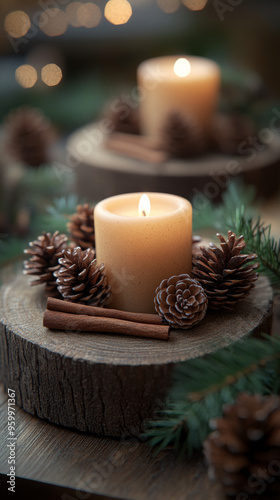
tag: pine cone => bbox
[204,393,280,499]
[192,231,259,310]
[210,113,257,155]
[161,112,207,158]
[4,106,55,167]
[67,204,95,250]
[104,101,140,135]
[54,246,111,306]
[154,274,207,329]
[23,231,68,296]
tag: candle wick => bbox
[142,210,147,217]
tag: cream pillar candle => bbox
[137,55,220,139]
[94,192,192,314]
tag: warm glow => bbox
[157,0,180,14]
[41,64,63,86]
[4,11,31,38]
[15,65,37,88]
[173,58,191,77]
[78,3,102,28]
[138,194,151,217]
[182,0,208,11]
[66,2,83,27]
[104,0,132,25]
[39,8,68,36]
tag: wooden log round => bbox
[0,272,273,438]
[67,124,280,202]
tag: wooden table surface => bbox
[0,380,224,500]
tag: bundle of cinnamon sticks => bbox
[105,132,169,163]
[43,298,170,340]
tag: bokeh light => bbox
[41,64,63,87]
[66,2,83,28]
[173,58,191,77]
[182,0,208,11]
[4,11,31,38]
[157,0,180,14]
[15,65,38,88]
[39,8,68,37]
[78,3,102,28]
[104,0,132,26]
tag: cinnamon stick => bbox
[109,132,160,149]
[47,297,163,325]
[105,133,168,163]
[43,310,170,340]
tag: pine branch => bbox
[227,206,280,285]
[192,179,257,232]
[32,195,81,235]
[145,335,280,457]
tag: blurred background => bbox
[1,0,280,129]
[0,0,280,263]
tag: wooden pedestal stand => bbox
[67,124,280,202]
[0,272,273,438]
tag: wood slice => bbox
[0,272,273,438]
[67,124,280,202]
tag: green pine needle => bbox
[32,195,81,235]
[226,206,280,285]
[192,179,257,232]
[145,335,280,457]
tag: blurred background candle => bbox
[94,192,192,314]
[137,55,220,139]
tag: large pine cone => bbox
[103,101,140,135]
[23,231,68,296]
[154,274,207,329]
[161,112,207,158]
[4,106,55,167]
[54,246,111,306]
[204,393,280,499]
[67,204,95,250]
[192,231,259,310]
[210,113,257,155]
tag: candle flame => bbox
[173,58,191,77]
[138,194,151,217]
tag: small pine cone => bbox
[204,393,280,499]
[192,231,259,310]
[54,246,111,306]
[68,204,95,250]
[210,113,257,155]
[4,106,55,167]
[23,231,68,296]
[103,101,140,135]
[154,274,208,329]
[161,112,207,158]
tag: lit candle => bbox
[94,192,192,314]
[137,55,220,139]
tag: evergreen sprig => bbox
[227,206,280,285]
[192,180,257,232]
[33,195,81,234]
[145,335,280,457]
